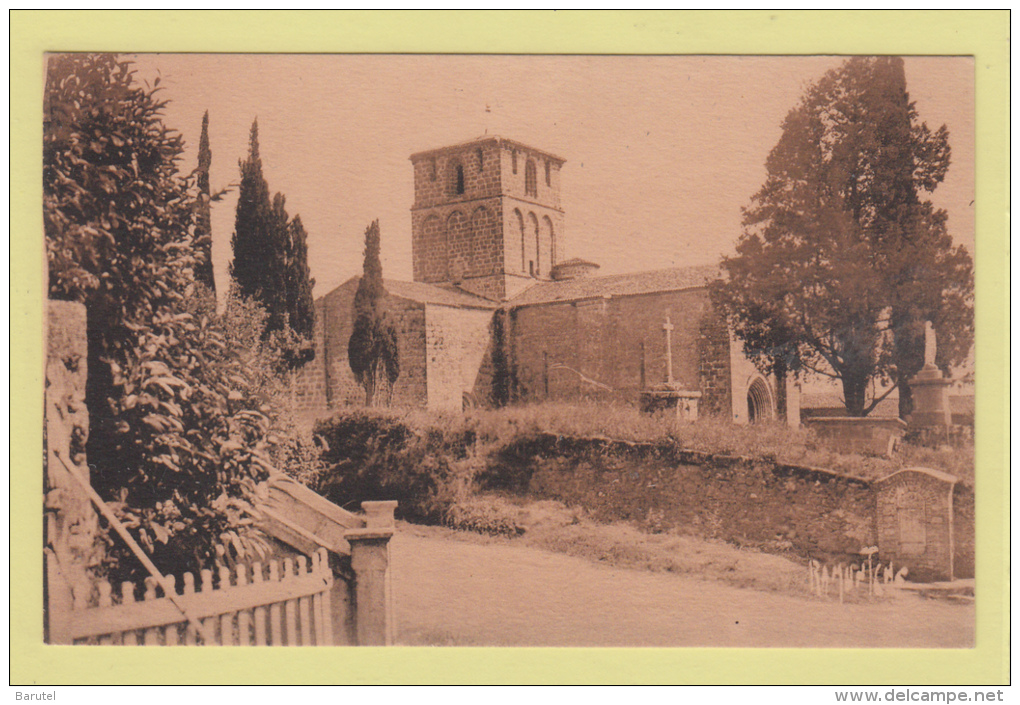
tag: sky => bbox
[125,54,975,300]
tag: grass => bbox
[347,401,974,484]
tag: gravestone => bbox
[803,416,907,456]
[873,467,958,582]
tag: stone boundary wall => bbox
[485,433,877,561]
[483,432,975,577]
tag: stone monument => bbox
[908,322,953,428]
[639,315,702,420]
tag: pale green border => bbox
[11,10,1009,685]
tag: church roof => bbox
[383,279,499,310]
[410,135,566,164]
[508,264,722,307]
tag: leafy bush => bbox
[91,288,277,579]
[313,410,461,522]
[44,54,282,583]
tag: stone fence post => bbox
[345,500,397,645]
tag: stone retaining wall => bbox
[485,434,878,561]
[483,434,975,579]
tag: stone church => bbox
[293,136,798,425]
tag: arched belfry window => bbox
[543,215,555,267]
[527,212,540,277]
[514,209,526,273]
[476,148,484,172]
[525,160,537,197]
[512,150,518,174]
[545,161,551,186]
[452,163,465,195]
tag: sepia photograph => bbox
[15,10,1008,688]
[42,50,978,648]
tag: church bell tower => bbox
[409,136,565,301]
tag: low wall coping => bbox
[803,416,907,429]
[874,466,959,486]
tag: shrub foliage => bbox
[44,54,276,583]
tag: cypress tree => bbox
[348,220,399,405]
[285,215,315,339]
[230,119,274,307]
[194,110,215,293]
[265,191,291,334]
[229,119,316,364]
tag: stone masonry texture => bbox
[425,305,494,410]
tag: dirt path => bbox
[390,527,974,648]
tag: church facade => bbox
[292,136,798,425]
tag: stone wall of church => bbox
[507,288,724,407]
[499,144,563,210]
[503,203,563,281]
[411,141,504,210]
[425,306,495,410]
[411,140,507,288]
[292,279,430,410]
[291,303,328,410]
[698,312,733,417]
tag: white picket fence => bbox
[59,549,334,646]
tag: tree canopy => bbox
[348,220,399,406]
[711,57,974,417]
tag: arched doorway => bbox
[746,377,775,423]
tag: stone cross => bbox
[923,321,937,368]
[662,316,674,384]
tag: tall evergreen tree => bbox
[264,191,291,334]
[229,119,316,364]
[193,110,216,293]
[230,119,274,306]
[285,215,316,339]
[711,57,973,417]
[348,220,399,405]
